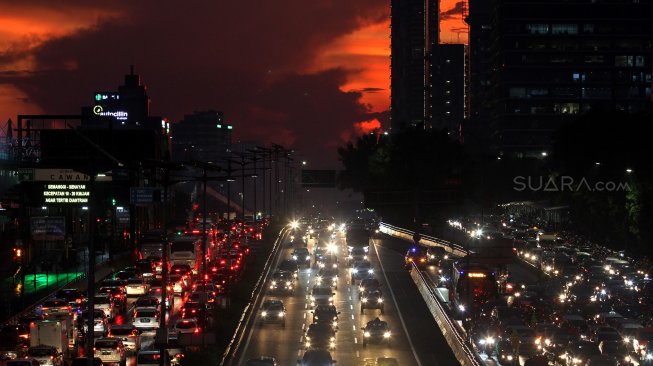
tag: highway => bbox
[237,229,459,366]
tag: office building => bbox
[430,44,467,137]
[468,0,652,157]
[171,110,232,162]
[391,0,439,130]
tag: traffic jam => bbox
[0,218,267,366]
[415,216,653,366]
[243,216,401,366]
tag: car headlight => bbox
[352,269,358,273]
[332,276,338,282]
[328,297,333,302]
[348,255,353,260]
[306,256,310,261]
[363,255,368,260]
[305,336,310,341]
[278,312,284,317]
[458,304,465,312]
[646,354,653,361]
[368,269,374,274]
[293,255,298,260]
[572,358,581,364]
[271,281,277,286]
[507,355,513,361]
[364,331,371,337]
[377,298,383,303]
[360,287,365,292]
[261,311,267,317]
[316,276,323,282]
[332,320,338,327]
[309,296,315,301]
[330,336,335,342]
[384,331,391,338]
[486,337,494,344]
[286,281,291,286]
[305,342,311,348]
[362,297,368,303]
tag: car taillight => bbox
[194,328,200,333]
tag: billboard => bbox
[31,216,66,241]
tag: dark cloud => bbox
[0,0,389,167]
[352,87,385,93]
[440,1,465,21]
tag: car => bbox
[126,277,149,297]
[299,349,335,366]
[316,268,338,289]
[70,358,103,366]
[317,254,338,270]
[93,338,126,366]
[362,317,392,346]
[54,289,86,309]
[564,340,602,366]
[133,308,159,330]
[291,248,311,266]
[347,247,368,266]
[99,279,127,294]
[244,356,277,366]
[93,294,116,320]
[147,279,172,309]
[405,246,428,269]
[311,305,340,329]
[169,274,187,296]
[78,309,109,337]
[25,346,63,366]
[181,301,209,325]
[135,259,155,279]
[170,264,192,279]
[97,287,127,313]
[597,340,631,362]
[278,260,299,278]
[426,246,448,264]
[351,260,374,282]
[259,300,286,327]
[361,288,384,314]
[305,323,336,350]
[309,286,335,308]
[6,360,42,366]
[136,350,170,366]
[40,299,71,318]
[173,318,200,335]
[268,270,296,294]
[133,296,161,314]
[359,278,381,293]
[107,324,141,352]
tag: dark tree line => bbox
[337,110,653,255]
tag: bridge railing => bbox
[379,222,485,366]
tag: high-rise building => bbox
[469,0,652,157]
[171,110,232,162]
[430,44,467,137]
[391,0,439,130]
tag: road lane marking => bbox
[351,314,355,320]
[373,240,424,366]
[354,337,358,344]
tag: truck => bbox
[29,320,69,360]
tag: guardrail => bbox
[379,222,485,366]
[410,264,484,366]
[219,226,288,366]
[379,222,469,257]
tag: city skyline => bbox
[0,1,468,168]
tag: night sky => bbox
[0,1,467,167]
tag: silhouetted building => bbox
[468,0,652,157]
[431,44,467,137]
[171,110,232,162]
[391,0,439,130]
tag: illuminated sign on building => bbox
[95,92,120,101]
[467,272,487,278]
[93,105,128,120]
[43,184,91,204]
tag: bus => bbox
[451,260,498,318]
[169,237,202,275]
